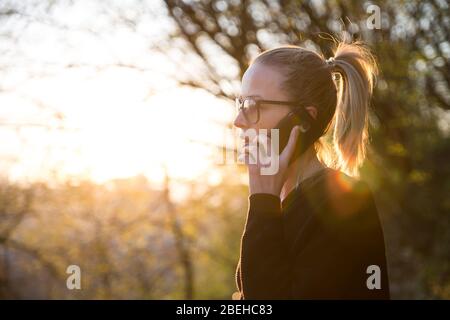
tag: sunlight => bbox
[4,66,234,185]
[0,0,238,190]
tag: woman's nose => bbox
[233,111,247,129]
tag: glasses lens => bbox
[243,98,258,124]
[235,97,259,124]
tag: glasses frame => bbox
[235,96,303,124]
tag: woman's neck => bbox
[280,147,326,202]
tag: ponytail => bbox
[328,42,378,177]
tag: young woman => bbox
[233,42,390,299]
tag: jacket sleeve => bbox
[236,182,390,300]
[237,193,292,299]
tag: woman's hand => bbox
[243,126,301,197]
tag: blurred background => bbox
[0,0,449,299]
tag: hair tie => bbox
[326,57,336,67]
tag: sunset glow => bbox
[0,1,237,187]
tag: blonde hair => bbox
[252,41,378,177]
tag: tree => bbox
[161,0,450,298]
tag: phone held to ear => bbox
[238,106,316,166]
[272,106,315,166]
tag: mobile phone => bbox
[272,106,315,165]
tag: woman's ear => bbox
[305,106,318,120]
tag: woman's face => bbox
[233,62,291,132]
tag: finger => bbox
[247,133,269,166]
[238,144,258,165]
[280,126,300,165]
[259,132,270,155]
[255,132,269,158]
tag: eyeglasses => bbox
[235,96,302,124]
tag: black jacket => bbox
[234,167,390,299]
